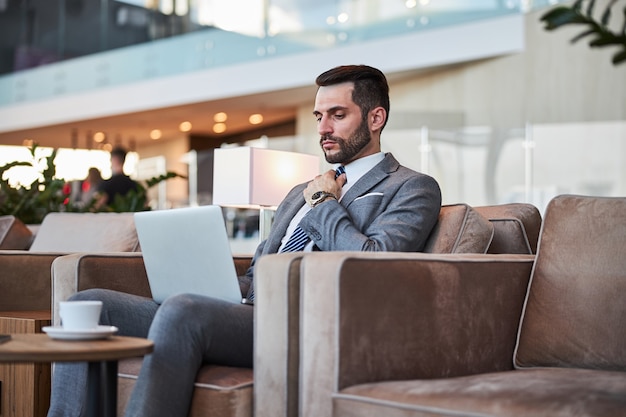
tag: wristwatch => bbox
[310,191,337,207]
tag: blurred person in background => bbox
[69,167,103,209]
[95,146,138,209]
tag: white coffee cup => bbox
[59,301,103,330]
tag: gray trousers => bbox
[47,288,254,417]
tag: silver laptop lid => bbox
[134,205,242,304]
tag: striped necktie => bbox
[280,166,345,253]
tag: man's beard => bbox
[321,119,371,164]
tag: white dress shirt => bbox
[278,152,385,252]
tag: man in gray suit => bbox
[48,65,441,417]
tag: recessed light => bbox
[214,112,228,123]
[213,123,227,134]
[150,129,162,140]
[179,121,192,132]
[249,114,263,125]
[94,131,106,143]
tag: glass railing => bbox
[0,0,569,107]
[382,120,626,215]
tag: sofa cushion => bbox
[29,212,140,252]
[118,358,252,417]
[515,195,626,370]
[474,203,542,254]
[334,368,626,417]
[0,215,33,249]
[423,204,493,254]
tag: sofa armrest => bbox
[51,252,150,325]
[0,250,67,311]
[254,252,307,417]
[298,252,534,417]
[51,253,254,325]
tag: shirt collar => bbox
[335,152,385,196]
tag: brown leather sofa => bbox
[0,213,141,417]
[294,195,626,417]
[0,212,140,312]
[49,202,541,416]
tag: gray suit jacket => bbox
[244,153,441,290]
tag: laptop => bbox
[134,205,245,305]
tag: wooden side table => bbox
[0,333,153,417]
[0,311,51,417]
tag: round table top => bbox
[0,333,153,363]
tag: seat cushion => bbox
[0,215,33,249]
[118,358,253,417]
[474,203,542,254]
[29,212,140,252]
[334,368,626,417]
[515,195,626,370]
[423,204,493,254]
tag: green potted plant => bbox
[0,144,186,224]
[540,0,626,65]
[0,145,66,224]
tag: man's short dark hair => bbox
[315,65,390,131]
[111,146,127,162]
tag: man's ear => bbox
[369,107,386,132]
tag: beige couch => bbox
[0,212,140,312]
[0,213,141,417]
[48,202,542,417]
[293,195,626,417]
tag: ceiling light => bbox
[213,123,227,134]
[214,112,228,123]
[249,114,264,125]
[93,131,106,143]
[150,129,162,140]
[179,121,192,132]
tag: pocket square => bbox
[354,192,384,201]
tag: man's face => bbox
[313,82,377,164]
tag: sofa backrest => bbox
[423,203,494,254]
[474,203,542,254]
[29,212,140,252]
[515,195,626,371]
[0,215,33,250]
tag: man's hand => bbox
[304,169,346,207]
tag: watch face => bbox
[312,191,323,199]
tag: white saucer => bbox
[42,325,119,341]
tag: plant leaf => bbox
[601,3,612,26]
[541,8,588,30]
[613,49,626,64]
[573,0,584,12]
[587,0,596,17]
[589,34,624,46]
[571,28,598,43]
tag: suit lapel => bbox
[341,153,399,207]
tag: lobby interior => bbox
[0,0,623,226]
[0,2,625,417]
